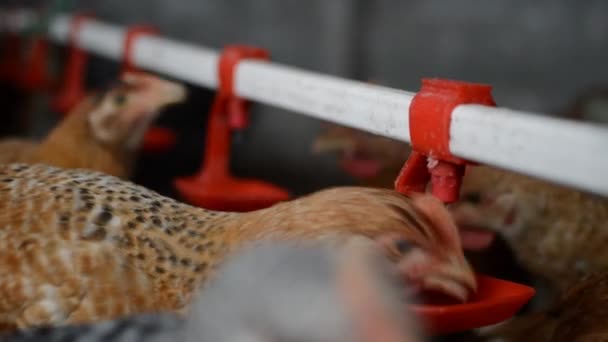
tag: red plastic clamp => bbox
[173,45,289,212]
[219,45,270,129]
[120,25,159,74]
[20,36,53,91]
[205,44,269,173]
[395,78,496,203]
[52,13,94,115]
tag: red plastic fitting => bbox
[219,45,269,130]
[120,25,159,75]
[51,13,94,115]
[20,36,53,91]
[174,45,290,212]
[218,45,269,96]
[395,78,496,203]
[204,45,269,175]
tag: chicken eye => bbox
[114,94,127,106]
[462,192,482,204]
[394,239,414,254]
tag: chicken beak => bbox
[157,81,187,108]
[121,72,187,112]
[418,255,477,303]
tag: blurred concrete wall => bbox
[363,0,608,113]
[70,0,608,113]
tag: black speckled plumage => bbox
[0,314,182,342]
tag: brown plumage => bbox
[451,165,608,296]
[0,240,422,342]
[0,162,475,331]
[0,138,38,164]
[0,72,186,178]
[313,124,608,294]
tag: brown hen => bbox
[312,124,536,289]
[0,72,186,178]
[0,240,422,342]
[0,163,475,331]
[451,165,608,297]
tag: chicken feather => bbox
[0,72,186,178]
[452,165,608,295]
[0,162,475,331]
[0,241,422,342]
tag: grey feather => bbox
[1,240,419,342]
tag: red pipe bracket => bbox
[203,45,269,178]
[51,13,94,115]
[219,45,269,130]
[174,45,291,212]
[20,36,53,91]
[395,78,496,203]
[121,25,159,75]
[218,45,269,96]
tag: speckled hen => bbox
[0,163,475,331]
[0,240,422,342]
